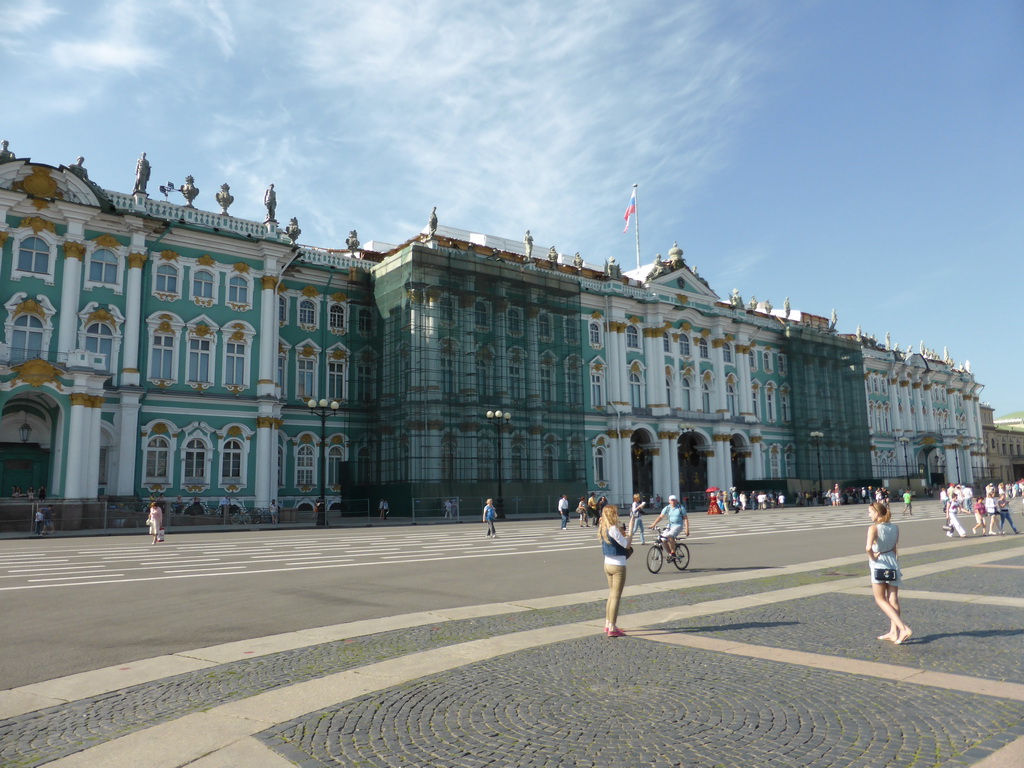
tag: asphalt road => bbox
[0,501,957,690]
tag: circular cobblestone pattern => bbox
[261,636,1024,768]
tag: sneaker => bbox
[606,628,627,638]
[946,532,954,537]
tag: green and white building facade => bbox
[0,149,988,513]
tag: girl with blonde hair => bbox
[598,505,633,637]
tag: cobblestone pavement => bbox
[2,537,1021,767]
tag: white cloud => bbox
[5,0,61,34]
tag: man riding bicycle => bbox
[650,494,688,556]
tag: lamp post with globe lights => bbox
[486,409,511,517]
[305,398,340,525]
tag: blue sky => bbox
[3,0,1021,415]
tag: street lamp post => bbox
[486,409,511,517]
[953,439,962,485]
[809,431,824,504]
[306,398,340,525]
[898,436,911,491]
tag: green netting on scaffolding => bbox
[784,325,873,485]
[370,242,586,508]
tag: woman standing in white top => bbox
[598,505,633,637]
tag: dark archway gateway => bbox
[677,432,707,495]
[630,429,656,499]
[730,435,748,487]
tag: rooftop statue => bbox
[264,184,277,222]
[647,255,667,281]
[346,230,360,251]
[763,298,773,313]
[0,140,14,163]
[605,256,622,279]
[573,252,583,269]
[783,297,791,317]
[285,217,301,244]
[748,295,757,311]
[667,241,684,270]
[427,206,437,237]
[215,183,234,215]
[830,308,837,329]
[133,152,151,195]
[68,156,90,182]
[546,245,557,262]
[885,332,891,350]
[523,230,533,259]
[729,288,742,309]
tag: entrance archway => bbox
[630,429,655,499]
[730,435,748,486]
[0,394,55,497]
[677,432,707,494]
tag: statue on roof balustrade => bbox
[133,152,151,195]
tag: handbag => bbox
[874,567,898,582]
[625,546,634,560]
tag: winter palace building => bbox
[0,146,988,515]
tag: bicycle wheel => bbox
[242,512,252,524]
[672,542,690,571]
[230,512,240,524]
[646,545,664,573]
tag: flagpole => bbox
[632,183,641,271]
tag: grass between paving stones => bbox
[1,537,1018,768]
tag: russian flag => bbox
[622,188,636,233]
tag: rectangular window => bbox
[591,373,604,408]
[328,360,345,400]
[150,333,174,379]
[188,338,212,382]
[276,354,286,395]
[357,362,373,403]
[297,357,315,400]
[225,341,245,386]
[509,364,523,400]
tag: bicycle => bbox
[229,504,251,525]
[646,526,690,573]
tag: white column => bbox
[258,276,280,397]
[668,431,680,498]
[120,252,146,386]
[114,394,142,496]
[736,343,753,417]
[255,416,274,508]
[607,323,627,408]
[64,394,89,498]
[57,244,85,355]
[889,378,903,432]
[750,437,764,481]
[711,339,728,415]
[84,399,103,500]
[643,328,662,410]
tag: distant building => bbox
[0,148,988,513]
[983,408,1024,482]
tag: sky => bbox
[2,0,1021,416]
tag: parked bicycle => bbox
[646,526,690,573]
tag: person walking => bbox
[629,493,647,544]
[901,489,913,516]
[269,499,279,525]
[944,493,967,537]
[971,497,987,535]
[996,492,1019,534]
[557,494,570,530]
[379,498,389,520]
[576,496,588,527]
[483,498,497,538]
[146,501,164,545]
[866,502,911,644]
[598,504,633,637]
[983,490,998,535]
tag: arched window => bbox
[701,380,711,412]
[145,437,170,482]
[762,351,772,372]
[589,321,602,347]
[329,304,345,331]
[540,363,555,401]
[476,357,490,397]
[192,270,214,300]
[626,325,640,349]
[766,385,776,423]
[511,443,524,481]
[296,444,315,486]
[227,276,249,305]
[507,307,523,336]
[277,444,285,488]
[726,383,737,415]
[748,348,757,371]
[509,360,523,400]
[89,248,118,284]
[751,384,760,419]
[628,371,644,408]
[680,375,692,410]
[440,295,455,325]
[12,314,44,360]
[770,447,781,479]
[184,439,207,482]
[781,390,791,422]
[543,445,556,481]
[328,445,344,485]
[722,342,732,363]
[278,296,288,324]
[17,236,49,273]
[679,335,691,357]
[299,300,316,326]
[150,331,174,380]
[698,338,709,359]
[665,374,673,408]
[594,446,607,483]
[538,312,551,340]
[221,438,243,481]
[474,300,489,330]
[441,436,456,481]
[85,323,115,372]
[358,307,373,335]
[156,264,178,294]
[663,333,670,353]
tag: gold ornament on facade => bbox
[128,252,147,269]
[226,425,243,437]
[230,330,245,341]
[14,298,45,319]
[88,395,105,408]
[642,327,661,338]
[70,392,92,406]
[197,254,216,267]
[261,275,278,290]
[19,216,57,234]
[15,167,61,199]
[93,234,121,248]
[300,345,316,358]
[299,434,314,444]
[331,291,347,303]
[255,417,275,429]
[301,285,319,297]
[30,198,49,211]
[750,435,763,444]
[712,338,725,348]
[193,323,211,337]
[675,295,689,305]
[12,359,64,389]
[156,320,173,333]
[232,262,251,273]
[85,307,115,326]
[330,349,347,360]
[0,232,8,247]
[159,250,178,261]
[63,241,86,260]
